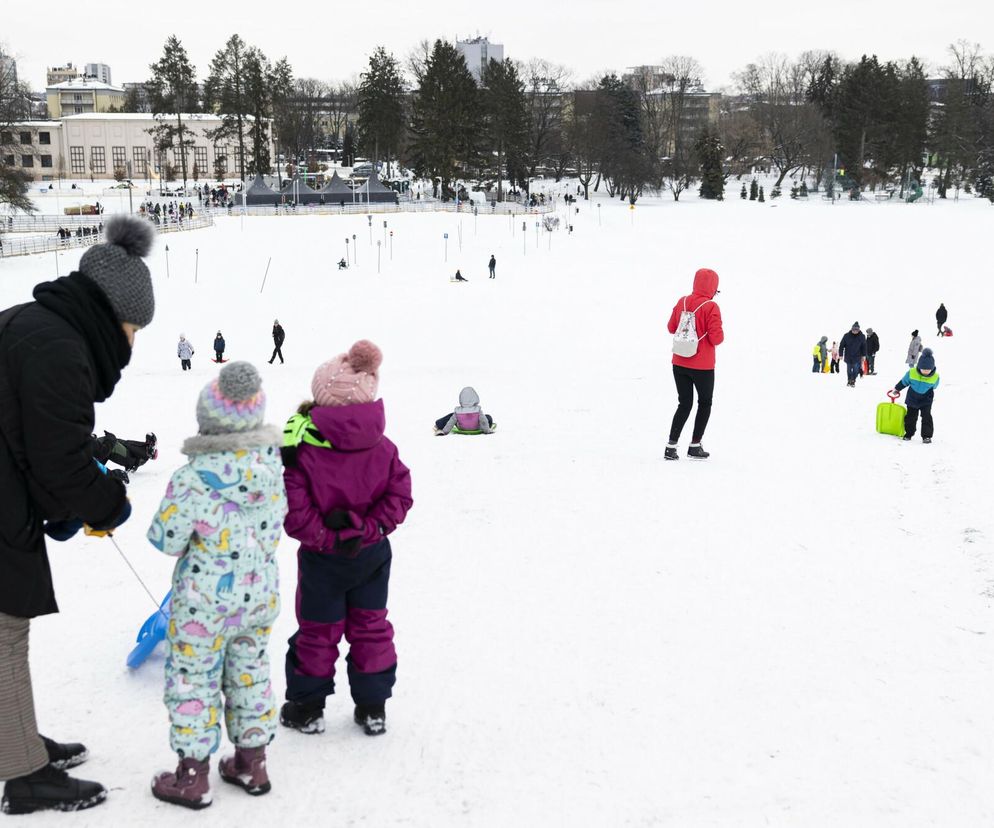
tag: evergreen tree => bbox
[800,180,809,196]
[204,34,251,182]
[147,35,200,191]
[243,47,274,175]
[269,58,295,188]
[481,58,529,202]
[758,185,766,202]
[790,183,798,198]
[750,178,759,200]
[594,74,651,203]
[357,47,406,177]
[0,45,33,212]
[694,128,725,200]
[342,125,356,167]
[771,184,781,198]
[408,40,480,199]
[741,182,748,199]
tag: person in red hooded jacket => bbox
[665,268,724,460]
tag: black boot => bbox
[354,703,386,736]
[687,444,710,459]
[41,735,89,770]
[279,700,325,734]
[664,445,679,461]
[1,765,106,815]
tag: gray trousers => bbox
[0,613,48,780]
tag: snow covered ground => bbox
[1,186,992,826]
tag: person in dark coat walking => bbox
[935,303,947,336]
[839,321,867,387]
[0,215,154,814]
[269,319,285,364]
[488,255,496,279]
[213,331,226,363]
[865,328,880,375]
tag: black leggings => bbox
[669,366,715,444]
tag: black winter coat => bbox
[839,331,867,364]
[866,332,880,355]
[273,325,285,347]
[0,275,129,617]
[936,304,947,326]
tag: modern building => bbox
[47,63,79,86]
[84,63,112,85]
[2,113,275,182]
[122,82,151,112]
[455,37,504,85]
[46,79,126,118]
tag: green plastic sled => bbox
[876,401,906,437]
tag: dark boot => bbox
[354,703,386,736]
[219,746,271,796]
[687,444,710,459]
[664,445,679,461]
[280,700,325,734]
[150,757,211,810]
[41,735,89,770]
[1,765,106,815]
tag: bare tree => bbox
[521,58,572,177]
[326,80,358,163]
[657,56,705,200]
[0,45,34,212]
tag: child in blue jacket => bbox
[894,348,939,443]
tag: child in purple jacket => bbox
[280,340,412,738]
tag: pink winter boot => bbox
[150,756,211,810]
[218,746,271,796]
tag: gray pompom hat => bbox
[79,215,155,327]
[196,362,266,434]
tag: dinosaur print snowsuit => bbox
[147,433,287,761]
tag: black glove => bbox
[323,509,359,530]
[45,518,84,542]
[335,535,362,557]
[108,469,130,485]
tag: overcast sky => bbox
[5,0,991,91]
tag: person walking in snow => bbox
[213,331,225,363]
[0,215,154,815]
[665,268,724,460]
[147,362,286,809]
[830,341,840,374]
[865,328,879,375]
[434,387,496,434]
[812,336,828,373]
[893,348,940,443]
[269,320,285,365]
[839,322,867,388]
[280,340,412,738]
[177,334,194,370]
[906,330,923,367]
[488,255,496,279]
[935,303,947,336]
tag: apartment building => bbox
[46,79,126,118]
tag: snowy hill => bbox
[1,188,992,825]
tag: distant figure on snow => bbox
[935,303,947,336]
[838,321,866,388]
[434,387,496,435]
[177,334,194,371]
[893,348,940,443]
[812,336,828,373]
[453,269,468,282]
[830,341,840,374]
[269,320,285,365]
[906,330,923,367]
[213,331,226,363]
[865,328,879,375]
[488,255,496,279]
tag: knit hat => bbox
[196,362,266,434]
[78,215,155,327]
[917,348,936,372]
[866,328,874,335]
[912,329,919,337]
[851,321,860,330]
[311,340,382,407]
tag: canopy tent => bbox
[281,174,322,205]
[359,172,399,204]
[318,171,354,203]
[243,173,279,206]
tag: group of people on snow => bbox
[175,321,285,370]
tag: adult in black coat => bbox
[269,319,285,364]
[213,331,226,362]
[838,321,867,387]
[0,216,154,813]
[936,303,947,335]
[865,328,880,375]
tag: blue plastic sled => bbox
[126,590,172,669]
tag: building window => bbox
[231,147,243,177]
[133,147,147,175]
[74,106,83,114]
[22,155,33,168]
[70,146,85,174]
[194,146,208,176]
[214,145,227,175]
[40,155,53,168]
[39,132,51,145]
[90,146,106,174]
[20,133,31,145]
[112,146,127,174]
[2,155,14,166]
[73,94,81,101]
[0,131,11,144]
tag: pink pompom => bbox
[348,339,382,373]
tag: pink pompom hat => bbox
[311,340,383,407]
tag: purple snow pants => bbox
[285,539,397,707]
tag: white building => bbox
[46,63,79,86]
[84,63,112,85]
[455,37,504,85]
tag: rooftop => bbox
[47,79,124,92]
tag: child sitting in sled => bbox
[434,387,496,435]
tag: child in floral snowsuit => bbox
[147,362,286,810]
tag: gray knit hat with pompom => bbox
[79,215,155,327]
[196,361,266,434]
